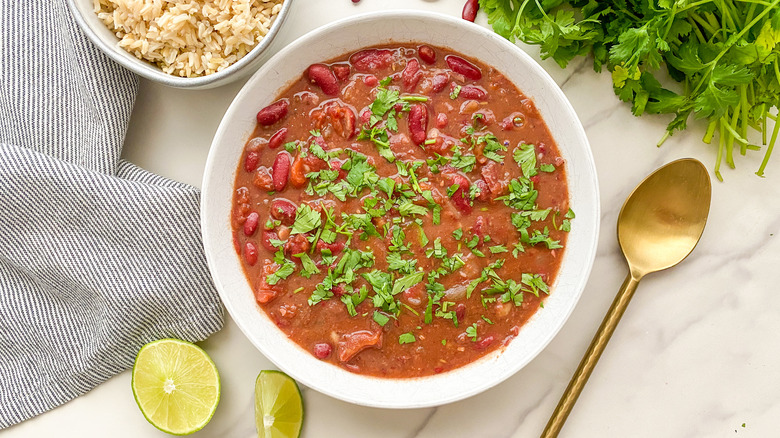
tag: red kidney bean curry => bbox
[231,44,573,377]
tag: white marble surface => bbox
[5,0,780,437]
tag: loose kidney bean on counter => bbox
[462,0,479,22]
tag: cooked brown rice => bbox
[94,0,284,77]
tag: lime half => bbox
[131,339,220,435]
[255,370,304,438]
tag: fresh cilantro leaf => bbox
[291,204,322,235]
[399,333,416,344]
[266,261,295,285]
[465,323,478,342]
[452,228,463,240]
[373,311,390,326]
[513,143,537,177]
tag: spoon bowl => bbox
[618,159,712,277]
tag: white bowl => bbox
[66,0,294,89]
[202,11,600,408]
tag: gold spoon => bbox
[541,158,712,437]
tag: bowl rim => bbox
[65,0,294,88]
[202,9,600,408]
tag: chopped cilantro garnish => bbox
[296,252,320,278]
[482,315,495,324]
[476,134,507,163]
[450,150,476,172]
[391,271,425,296]
[291,204,322,235]
[371,88,400,117]
[398,333,416,344]
[465,323,478,342]
[449,85,461,99]
[489,245,508,254]
[452,228,463,240]
[513,143,537,178]
[266,260,295,285]
[373,311,390,326]
[540,163,555,172]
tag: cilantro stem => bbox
[757,110,780,177]
[715,120,725,182]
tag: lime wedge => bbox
[255,370,304,438]
[131,339,220,435]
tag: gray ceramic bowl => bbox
[66,0,294,89]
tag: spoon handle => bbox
[540,273,641,438]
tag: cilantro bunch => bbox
[478,0,780,180]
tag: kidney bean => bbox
[418,45,436,64]
[431,73,449,93]
[462,0,479,22]
[270,199,297,225]
[244,151,260,173]
[402,58,422,92]
[285,233,311,256]
[436,113,448,129]
[444,171,472,214]
[261,229,279,252]
[332,64,351,82]
[473,179,491,201]
[459,85,487,100]
[475,336,494,350]
[350,49,393,72]
[481,161,507,197]
[290,155,307,189]
[317,238,345,255]
[471,216,486,243]
[445,55,482,81]
[244,242,258,266]
[307,63,339,96]
[331,284,346,298]
[455,303,466,320]
[268,128,288,149]
[360,109,371,125]
[313,343,332,359]
[330,159,348,180]
[256,99,289,125]
[244,212,259,236]
[408,104,428,146]
[272,152,290,191]
[363,75,379,87]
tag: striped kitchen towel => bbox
[0,0,224,429]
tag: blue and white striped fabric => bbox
[0,0,224,428]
